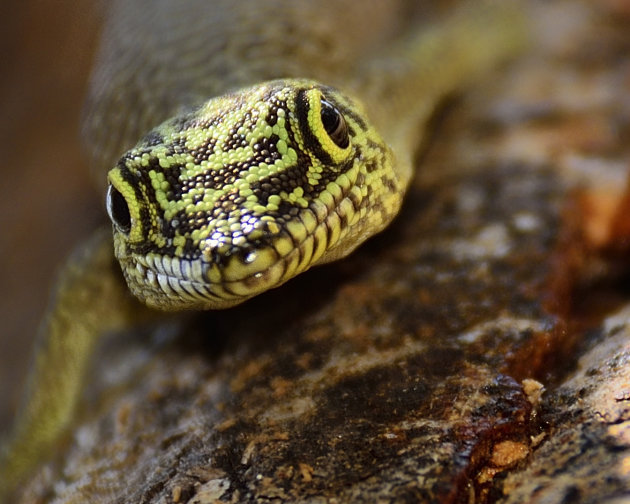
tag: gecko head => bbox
[106,79,398,310]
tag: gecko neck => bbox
[354,0,528,189]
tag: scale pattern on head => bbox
[106,79,400,310]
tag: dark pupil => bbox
[321,101,340,133]
[108,185,131,233]
[320,99,349,149]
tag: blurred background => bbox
[0,2,106,432]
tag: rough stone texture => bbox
[9,0,630,503]
[502,308,630,503]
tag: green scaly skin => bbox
[108,80,399,310]
[0,0,527,497]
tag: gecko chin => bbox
[115,242,294,311]
[112,201,339,311]
[111,186,375,311]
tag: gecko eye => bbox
[320,99,349,149]
[106,184,131,234]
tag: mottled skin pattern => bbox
[109,80,398,309]
[0,0,526,497]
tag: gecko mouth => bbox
[119,251,289,310]
[114,193,361,311]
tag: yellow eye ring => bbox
[106,184,132,234]
[298,89,352,165]
[107,168,144,242]
[320,98,349,149]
